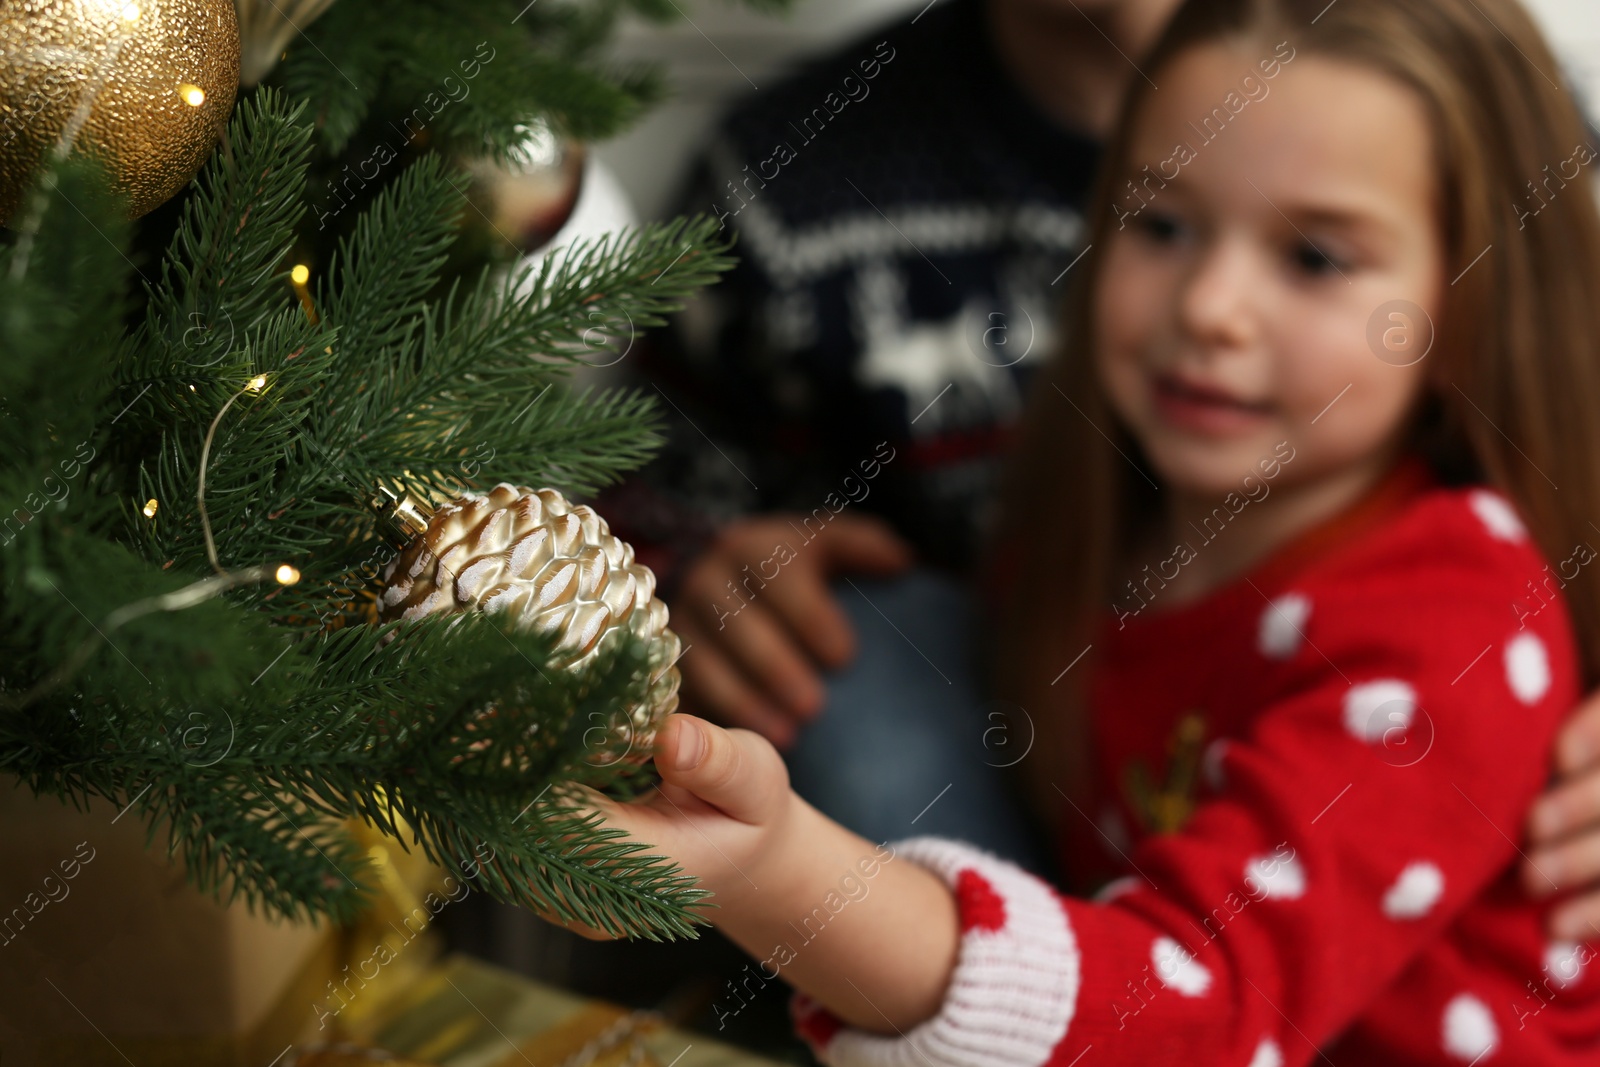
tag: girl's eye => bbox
[1293,241,1345,276]
[1136,211,1187,244]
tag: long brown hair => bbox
[992,0,1600,820]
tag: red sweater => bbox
[792,464,1599,1065]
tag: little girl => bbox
[557,0,1600,1061]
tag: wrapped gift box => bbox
[319,953,787,1067]
[0,781,337,1066]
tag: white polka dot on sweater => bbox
[1093,876,1141,904]
[1203,738,1229,791]
[1151,936,1212,996]
[1382,862,1445,919]
[1545,942,1586,988]
[1504,633,1551,705]
[1470,490,1525,542]
[1441,993,1498,1061]
[1245,853,1306,900]
[1344,680,1417,743]
[1247,1037,1284,1067]
[1258,593,1311,660]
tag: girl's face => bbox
[1095,43,1443,500]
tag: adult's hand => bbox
[670,513,913,748]
[1525,690,1600,941]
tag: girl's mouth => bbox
[1152,372,1274,435]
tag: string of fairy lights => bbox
[1,271,320,710]
[140,267,320,588]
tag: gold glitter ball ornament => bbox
[0,0,241,224]
[378,484,682,756]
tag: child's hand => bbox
[535,713,961,1034]
[538,713,797,939]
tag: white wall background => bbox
[592,0,1600,220]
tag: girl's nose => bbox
[1177,236,1259,353]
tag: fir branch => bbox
[126,90,317,403]
[320,155,463,357]
[0,527,286,712]
[150,772,376,924]
[274,0,644,156]
[425,799,710,940]
[5,615,707,933]
[272,0,785,158]
[0,158,131,465]
[393,216,735,393]
[275,26,383,156]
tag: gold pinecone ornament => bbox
[377,484,680,759]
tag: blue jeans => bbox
[783,570,1055,880]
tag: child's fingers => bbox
[655,713,790,825]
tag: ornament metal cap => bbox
[373,485,434,538]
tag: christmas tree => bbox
[0,0,774,940]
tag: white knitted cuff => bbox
[792,836,1081,1067]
